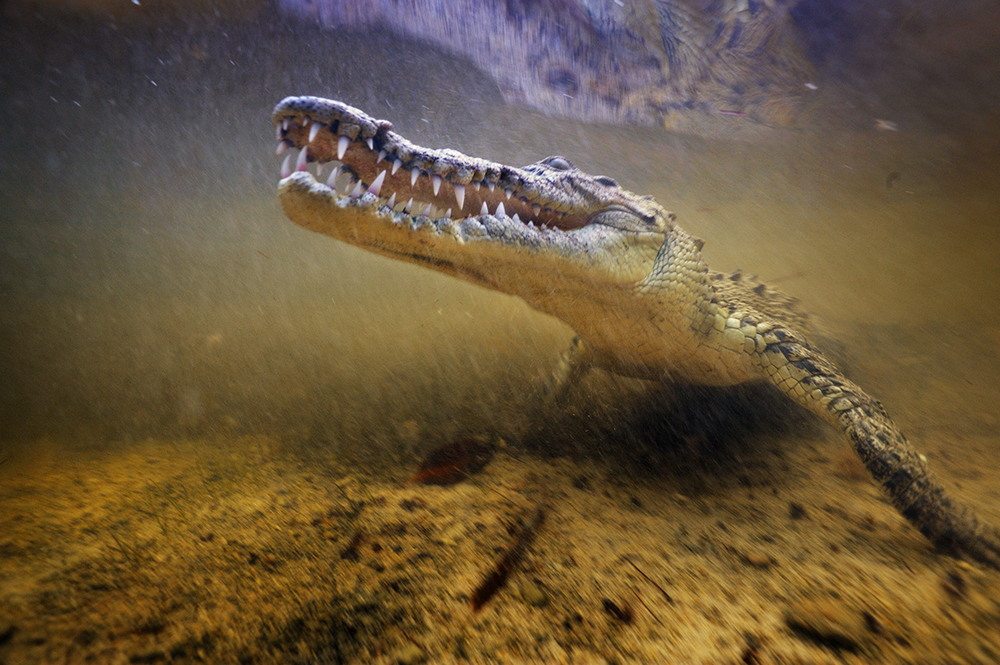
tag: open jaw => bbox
[272,96,598,249]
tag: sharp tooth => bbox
[473,182,481,191]
[431,174,442,195]
[281,117,289,131]
[532,204,541,215]
[496,202,505,217]
[377,149,386,163]
[421,203,432,216]
[302,116,310,126]
[391,159,402,175]
[315,163,324,179]
[350,181,365,198]
[386,192,397,209]
[275,124,283,140]
[280,153,292,178]
[275,140,289,155]
[368,170,387,195]
[326,165,340,188]
[337,135,350,159]
[308,123,320,142]
[480,201,488,215]
[505,189,513,199]
[486,181,495,191]
[410,168,421,186]
[366,137,374,150]
[453,183,465,210]
[347,177,360,196]
[512,213,521,223]
[296,147,308,171]
[444,208,452,219]
[404,197,414,213]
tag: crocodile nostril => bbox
[542,156,573,171]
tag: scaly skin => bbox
[272,96,1000,569]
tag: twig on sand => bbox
[470,505,546,612]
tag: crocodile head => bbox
[273,97,688,328]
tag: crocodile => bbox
[272,95,1000,569]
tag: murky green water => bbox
[3,2,998,445]
[1,3,999,663]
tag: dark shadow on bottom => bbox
[521,380,825,495]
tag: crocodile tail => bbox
[760,332,1000,569]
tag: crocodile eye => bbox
[594,176,618,187]
[542,156,572,171]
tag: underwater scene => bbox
[1,1,999,663]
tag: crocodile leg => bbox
[544,336,592,408]
[755,325,1000,569]
[521,336,593,447]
